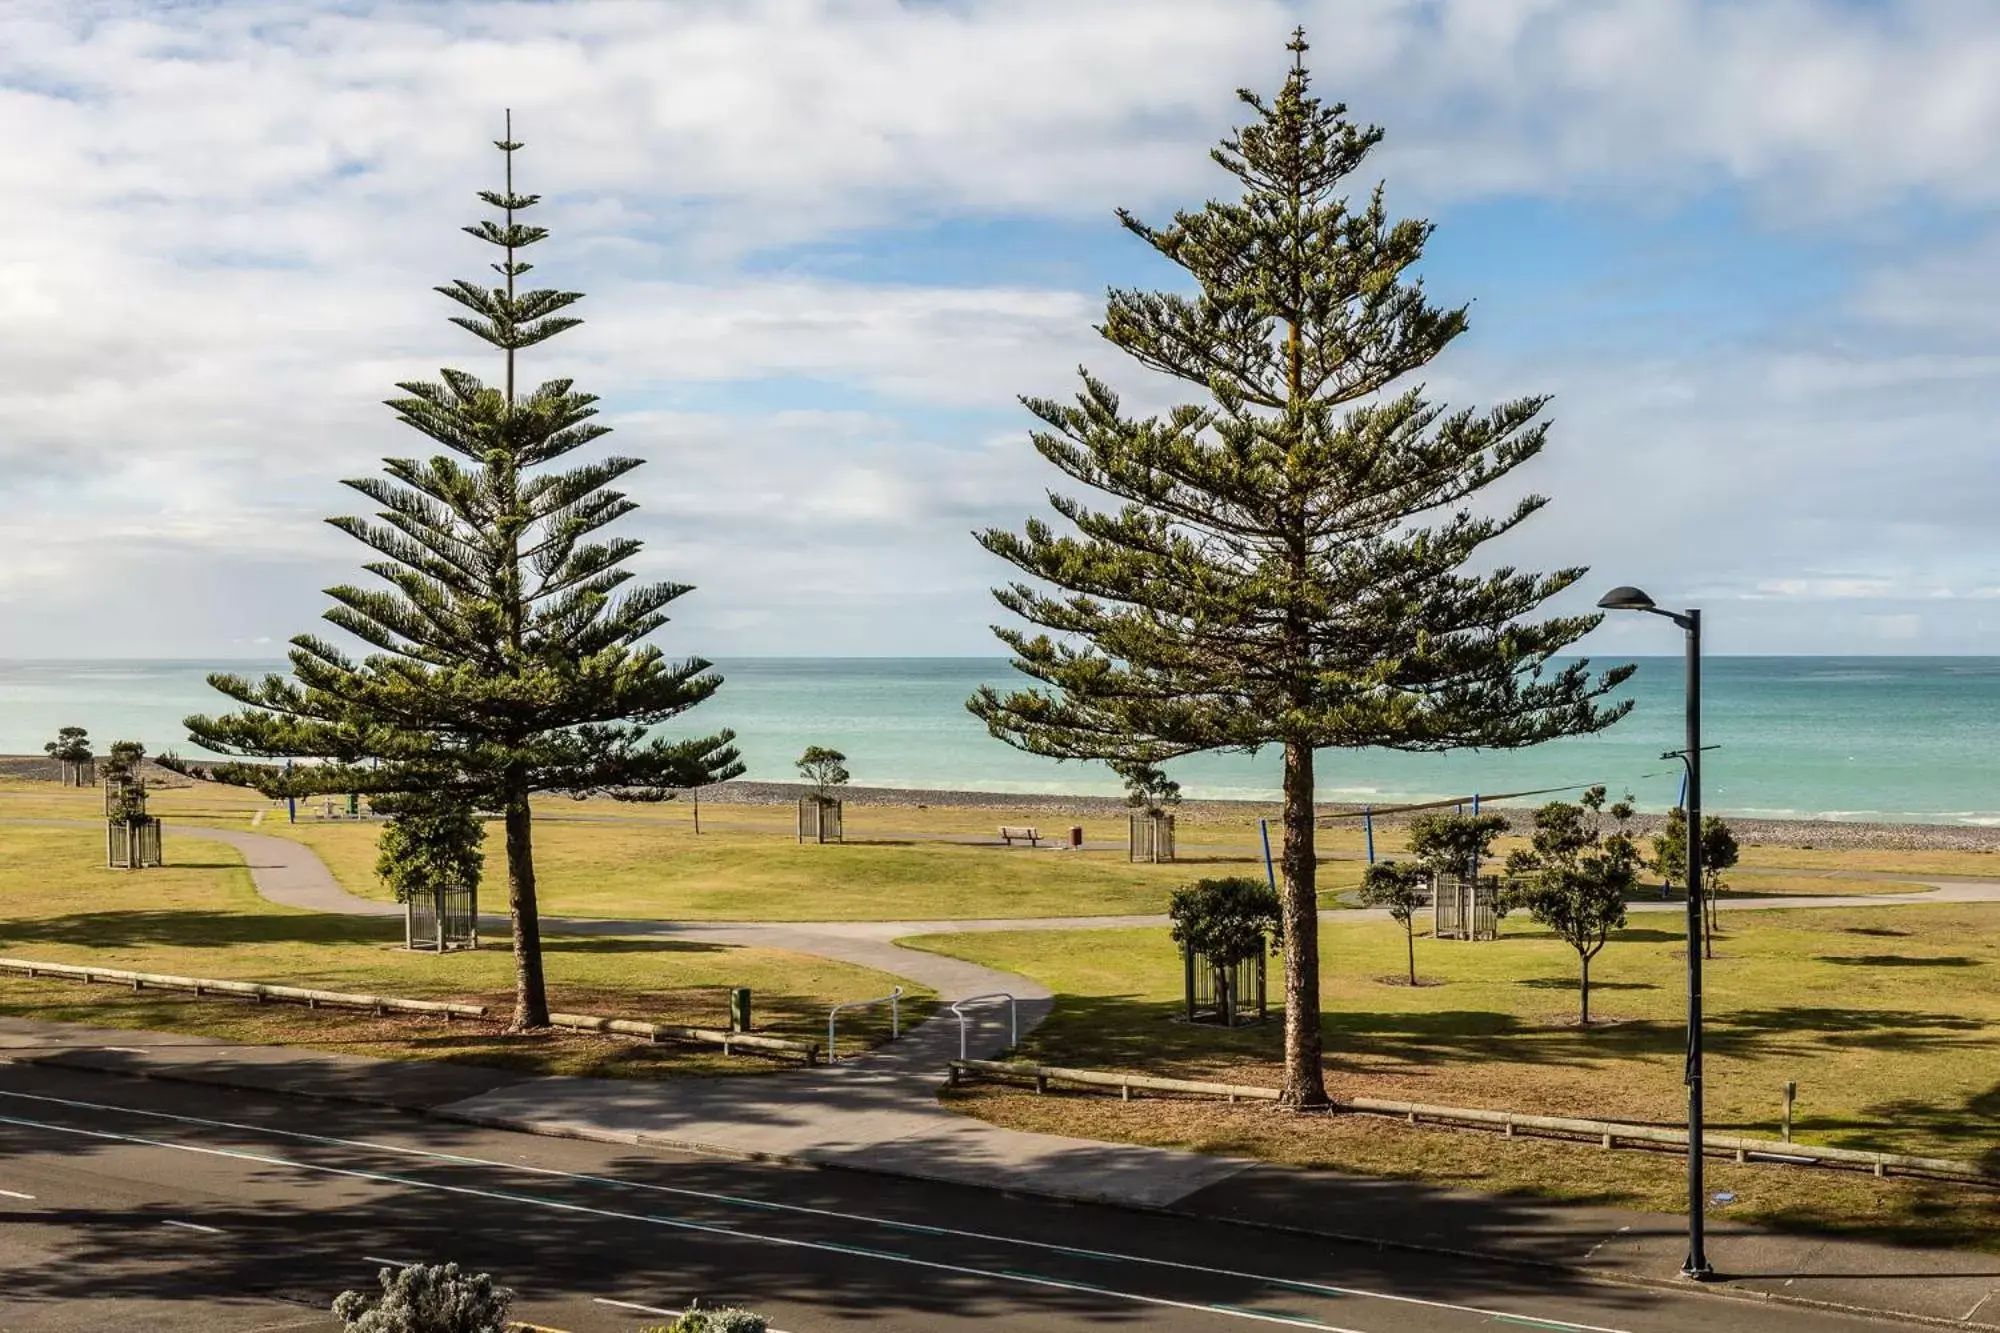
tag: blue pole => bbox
[1365,806,1375,864]
[1259,818,1277,890]
[1471,792,1480,815]
[285,758,296,824]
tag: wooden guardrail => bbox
[0,958,488,1020]
[0,957,822,1063]
[547,1011,817,1064]
[948,1059,1996,1185]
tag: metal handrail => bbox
[826,986,903,1064]
[949,991,1018,1060]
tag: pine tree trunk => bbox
[503,772,550,1030]
[1406,920,1416,987]
[1278,738,1328,1106]
[1579,951,1591,1026]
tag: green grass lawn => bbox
[0,824,929,1077]
[260,813,1365,921]
[909,904,2000,1249]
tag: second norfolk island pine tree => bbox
[188,118,742,1030]
[969,34,1632,1106]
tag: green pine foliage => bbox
[968,33,1631,1103]
[188,117,742,1029]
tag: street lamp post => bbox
[1597,585,1713,1281]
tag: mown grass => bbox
[912,903,2000,1249]
[0,824,929,1077]
[262,813,1367,922]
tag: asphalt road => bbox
[0,1064,1894,1333]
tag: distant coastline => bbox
[7,656,2000,828]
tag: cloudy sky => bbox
[6,0,2000,659]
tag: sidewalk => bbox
[2,1013,1995,1330]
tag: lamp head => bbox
[1597,585,1657,613]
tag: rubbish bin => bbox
[730,987,752,1033]
[1069,825,1084,849]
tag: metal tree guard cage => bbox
[405,884,479,952]
[1183,941,1268,1026]
[1128,811,1176,863]
[1433,874,1500,941]
[797,796,844,844]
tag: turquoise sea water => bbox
[4,657,1998,824]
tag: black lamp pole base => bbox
[1681,1257,1716,1282]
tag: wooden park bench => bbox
[998,825,1042,847]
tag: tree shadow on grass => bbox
[1705,1007,1993,1061]
[540,937,727,957]
[1517,977,1660,991]
[1851,1081,2000,1170]
[1815,954,1984,968]
[1,909,401,951]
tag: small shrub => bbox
[1168,876,1281,968]
[642,1303,769,1333]
[332,1262,512,1333]
[375,793,486,905]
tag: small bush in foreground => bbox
[332,1262,512,1333]
[644,1303,769,1333]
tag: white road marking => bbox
[0,1188,34,1200]
[0,1086,1636,1333]
[160,1219,224,1234]
[362,1255,416,1268]
[593,1297,677,1316]
[0,1110,1369,1332]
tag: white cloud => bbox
[6,1,2000,655]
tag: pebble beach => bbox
[703,780,2000,854]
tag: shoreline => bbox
[702,780,2000,853]
[10,753,2000,853]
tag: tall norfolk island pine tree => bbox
[189,118,742,1029]
[971,34,1632,1106]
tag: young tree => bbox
[795,746,850,805]
[1111,759,1182,816]
[967,33,1631,1104]
[43,725,91,783]
[1169,875,1282,1022]
[1699,815,1740,956]
[1358,860,1427,984]
[101,740,145,784]
[1650,805,1689,898]
[1405,810,1509,883]
[375,794,486,905]
[188,119,742,1030]
[1503,787,1640,1025]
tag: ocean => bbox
[3,657,1997,824]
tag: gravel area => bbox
[702,780,2000,852]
